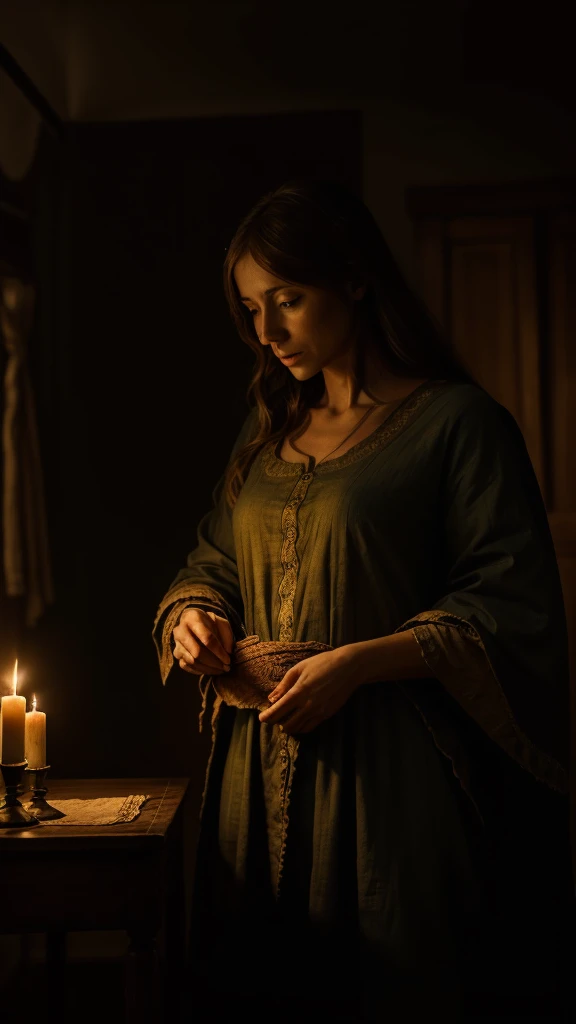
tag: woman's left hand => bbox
[258,646,362,735]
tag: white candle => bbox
[1,660,26,764]
[25,694,47,769]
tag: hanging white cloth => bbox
[1,276,54,626]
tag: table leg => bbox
[45,930,68,1012]
[125,926,161,1024]
[46,929,67,966]
[19,933,31,967]
[164,813,186,1019]
[45,928,67,991]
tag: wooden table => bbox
[0,777,190,1023]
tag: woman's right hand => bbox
[172,608,233,675]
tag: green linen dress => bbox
[154,380,574,1021]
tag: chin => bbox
[289,362,319,381]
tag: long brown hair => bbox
[223,178,475,508]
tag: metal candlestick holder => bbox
[23,765,65,821]
[0,761,39,827]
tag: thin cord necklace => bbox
[289,402,379,468]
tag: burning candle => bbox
[25,694,47,769]
[1,660,26,764]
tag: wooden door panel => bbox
[447,217,544,493]
[414,215,545,496]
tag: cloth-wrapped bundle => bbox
[205,634,333,712]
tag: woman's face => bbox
[233,253,365,380]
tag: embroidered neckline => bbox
[261,379,448,477]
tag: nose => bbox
[258,306,288,346]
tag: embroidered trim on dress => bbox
[261,380,448,478]
[277,473,315,642]
[276,732,300,896]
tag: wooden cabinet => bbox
[407,182,576,834]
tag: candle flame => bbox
[32,693,37,712]
[12,659,18,696]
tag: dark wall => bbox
[23,112,362,805]
[0,169,35,687]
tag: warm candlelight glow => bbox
[12,659,18,696]
[31,694,37,712]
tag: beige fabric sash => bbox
[201,635,333,719]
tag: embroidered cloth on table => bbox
[40,795,149,826]
[198,634,334,727]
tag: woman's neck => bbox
[316,340,404,415]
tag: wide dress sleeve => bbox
[394,388,570,794]
[152,407,258,684]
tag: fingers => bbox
[172,642,227,676]
[178,609,233,664]
[212,615,235,658]
[259,688,323,732]
[174,641,222,675]
[178,659,197,674]
[173,611,231,672]
[276,699,315,734]
[267,666,298,704]
[177,656,222,676]
[259,687,299,724]
[193,617,232,668]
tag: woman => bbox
[154,179,574,1022]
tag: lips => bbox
[279,351,302,360]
